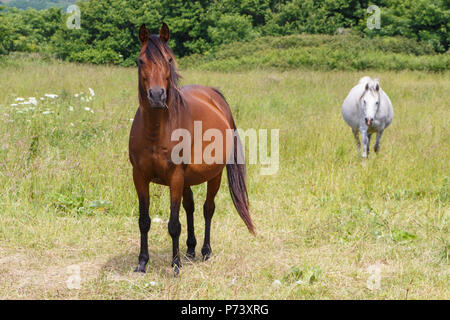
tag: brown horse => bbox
[129,23,254,274]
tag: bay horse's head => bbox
[137,23,180,110]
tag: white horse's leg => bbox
[374,129,384,153]
[352,129,361,153]
[361,128,369,158]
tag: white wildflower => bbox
[15,97,25,101]
[153,217,163,223]
[69,106,74,111]
[28,97,38,106]
[44,94,58,99]
[10,104,18,107]
[88,88,95,97]
[272,280,282,287]
[42,110,53,115]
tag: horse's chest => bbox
[136,146,174,183]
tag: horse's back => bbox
[180,85,233,129]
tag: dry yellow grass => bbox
[0,56,448,299]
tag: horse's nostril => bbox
[149,88,165,100]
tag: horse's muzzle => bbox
[365,117,373,126]
[148,87,167,109]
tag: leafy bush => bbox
[360,0,449,53]
[180,34,449,72]
[0,6,62,54]
[0,0,448,67]
[67,48,122,65]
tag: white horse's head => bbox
[360,80,380,126]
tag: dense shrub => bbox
[0,0,449,67]
[180,34,449,72]
[0,6,62,54]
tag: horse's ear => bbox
[365,83,369,91]
[160,22,170,43]
[139,24,149,45]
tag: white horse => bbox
[342,77,394,158]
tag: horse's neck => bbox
[138,107,171,141]
[138,86,184,143]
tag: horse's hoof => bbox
[201,246,211,261]
[202,253,211,261]
[173,265,180,277]
[134,265,146,273]
[185,251,195,261]
[172,258,181,277]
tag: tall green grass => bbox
[0,56,448,299]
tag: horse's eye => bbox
[168,57,173,64]
[138,58,144,65]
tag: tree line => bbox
[0,0,448,66]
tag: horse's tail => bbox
[226,118,255,236]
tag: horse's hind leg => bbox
[183,186,196,259]
[202,173,222,261]
[352,129,361,153]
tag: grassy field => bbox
[0,56,448,299]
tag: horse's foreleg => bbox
[374,129,384,153]
[168,168,184,275]
[133,169,150,273]
[183,186,196,259]
[202,173,222,261]
[361,128,370,158]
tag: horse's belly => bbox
[184,163,225,185]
